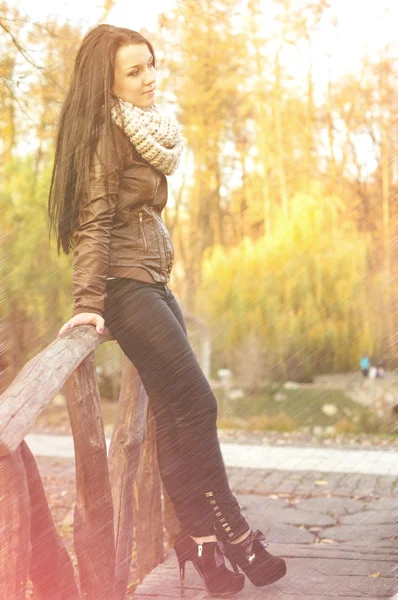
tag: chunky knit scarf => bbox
[110,97,184,176]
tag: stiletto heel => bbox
[230,559,240,574]
[221,529,287,587]
[174,535,245,597]
[177,557,186,597]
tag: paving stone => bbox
[288,556,397,576]
[298,497,365,515]
[134,552,395,599]
[249,480,286,494]
[133,520,397,599]
[294,482,332,495]
[31,437,398,600]
[243,471,264,487]
[367,498,398,511]
[269,542,395,561]
[273,560,396,598]
[261,471,288,484]
[263,508,334,527]
[273,480,301,493]
[130,462,398,599]
[365,540,398,551]
[353,485,380,497]
[282,471,303,481]
[323,524,393,543]
[334,488,362,497]
[260,521,314,545]
[341,510,396,525]
[236,494,288,512]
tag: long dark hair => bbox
[47,24,156,256]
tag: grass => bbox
[34,383,395,437]
[214,384,394,435]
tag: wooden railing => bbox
[0,324,182,599]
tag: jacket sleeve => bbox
[71,130,123,318]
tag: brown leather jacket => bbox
[71,123,174,318]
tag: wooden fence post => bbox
[108,354,149,599]
[64,350,116,600]
[0,325,182,597]
[134,405,165,583]
[0,445,31,599]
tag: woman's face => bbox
[112,43,156,108]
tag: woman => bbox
[50,24,287,596]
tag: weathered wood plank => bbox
[64,351,116,600]
[134,404,165,583]
[0,325,112,456]
[134,550,397,599]
[0,328,172,598]
[20,440,81,600]
[267,542,396,560]
[0,445,31,599]
[108,355,149,600]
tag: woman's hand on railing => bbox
[57,313,105,337]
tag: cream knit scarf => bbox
[110,96,184,176]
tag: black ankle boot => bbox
[174,535,245,597]
[221,529,287,587]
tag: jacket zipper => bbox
[148,207,170,274]
[163,234,168,262]
[152,209,170,263]
[138,212,148,255]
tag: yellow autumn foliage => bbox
[197,182,377,374]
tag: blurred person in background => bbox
[360,355,371,378]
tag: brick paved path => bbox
[133,467,398,600]
[28,439,398,600]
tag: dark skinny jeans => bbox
[103,277,249,542]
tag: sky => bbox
[16,0,175,31]
[13,0,397,116]
[14,0,397,80]
[11,0,397,109]
[10,0,397,174]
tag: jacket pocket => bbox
[138,211,149,255]
[152,209,174,268]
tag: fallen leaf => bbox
[315,480,328,485]
[368,571,380,578]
